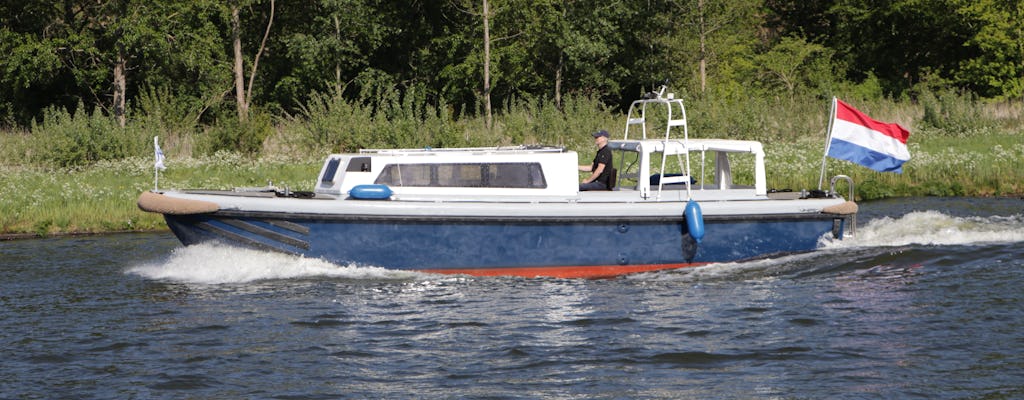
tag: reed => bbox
[1,88,1021,236]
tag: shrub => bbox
[30,103,141,167]
[287,90,377,153]
[202,112,274,155]
[857,179,896,200]
[917,87,1000,137]
[132,85,202,157]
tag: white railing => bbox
[622,84,693,200]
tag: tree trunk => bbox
[482,0,492,130]
[334,14,342,94]
[1018,21,1023,102]
[698,0,707,94]
[246,0,274,112]
[555,52,564,111]
[113,51,127,127]
[231,4,248,122]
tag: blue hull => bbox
[164,212,845,276]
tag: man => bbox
[579,129,613,191]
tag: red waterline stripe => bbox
[420,262,709,279]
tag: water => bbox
[2,197,1022,399]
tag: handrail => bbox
[830,174,856,237]
[622,85,692,201]
[829,175,854,200]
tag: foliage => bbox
[30,103,143,167]
[954,0,1024,100]
[6,3,1021,121]
[202,111,274,155]
[650,0,762,97]
[916,87,1003,137]
[0,0,1022,161]
[754,36,834,95]
[286,90,376,152]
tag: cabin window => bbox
[374,163,546,188]
[346,157,372,172]
[320,158,341,183]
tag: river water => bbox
[2,197,1022,399]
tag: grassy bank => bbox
[2,130,1021,238]
[2,91,1022,237]
[0,154,320,236]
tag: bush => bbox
[202,112,274,155]
[284,86,472,154]
[916,87,1000,137]
[857,179,896,200]
[287,90,377,153]
[133,85,203,157]
[31,103,142,167]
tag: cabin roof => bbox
[607,138,764,156]
[351,145,567,157]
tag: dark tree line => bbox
[1,0,1021,129]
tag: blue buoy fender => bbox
[349,184,393,200]
[684,200,705,243]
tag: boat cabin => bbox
[315,146,581,198]
[313,139,767,203]
[314,88,768,202]
[607,138,767,200]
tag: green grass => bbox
[3,129,1019,237]
[758,132,1024,199]
[2,90,1022,237]
[0,155,320,236]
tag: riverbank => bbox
[2,132,1021,238]
[0,153,321,238]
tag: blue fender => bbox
[349,184,393,200]
[684,200,705,243]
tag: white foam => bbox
[822,211,1024,249]
[629,250,827,283]
[127,242,424,284]
[638,210,1024,282]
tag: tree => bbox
[754,36,832,94]
[0,0,229,128]
[271,0,390,107]
[683,0,755,93]
[483,0,493,128]
[826,0,975,93]
[0,16,62,125]
[496,0,627,107]
[645,0,759,97]
[229,0,275,122]
[429,0,504,127]
[551,0,628,104]
[955,0,1024,99]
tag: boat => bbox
[138,86,858,278]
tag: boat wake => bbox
[126,242,425,285]
[822,210,1024,249]
[641,210,1024,282]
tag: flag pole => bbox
[817,97,837,190]
[154,136,159,191]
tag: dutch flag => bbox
[154,136,166,171]
[826,98,911,173]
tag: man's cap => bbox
[592,130,609,138]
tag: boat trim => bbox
[210,209,843,223]
[216,218,310,250]
[193,221,304,256]
[422,262,710,279]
